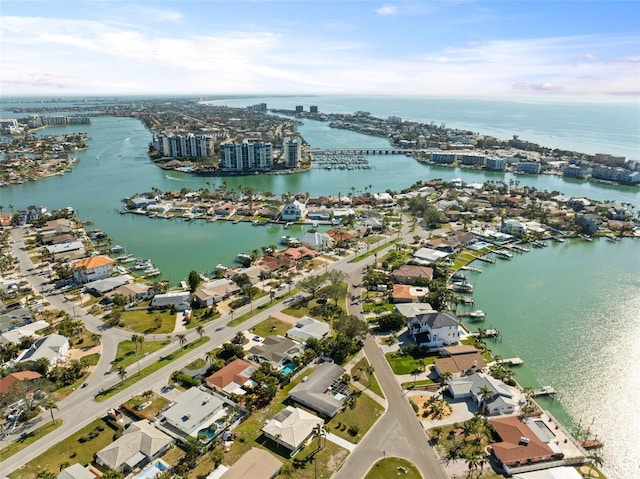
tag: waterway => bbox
[0,98,639,478]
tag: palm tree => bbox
[195,325,204,341]
[142,389,154,401]
[478,385,493,414]
[438,371,453,398]
[44,399,58,424]
[117,366,127,385]
[588,452,604,477]
[131,334,144,376]
[176,333,187,349]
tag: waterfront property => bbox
[406,311,461,348]
[72,255,116,283]
[434,345,486,378]
[446,372,521,415]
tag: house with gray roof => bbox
[248,336,303,368]
[289,363,348,417]
[286,316,330,343]
[95,420,172,473]
[159,386,230,437]
[151,291,190,311]
[406,311,460,348]
[17,333,69,367]
[0,306,33,333]
[57,463,95,479]
[85,274,133,295]
[447,372,521,415]
[261,406,323,456]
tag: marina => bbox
[310,150,372,170]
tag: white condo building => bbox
[283,137,301,168]
[219,141,273,171]
[155,133,214,159]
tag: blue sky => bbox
[1,1,638,98]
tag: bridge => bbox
[308,147,416,155]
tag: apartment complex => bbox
[219,141,273,171]
[283,137,301,168]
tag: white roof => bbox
[161,387,226,435]
[286,316,330,342]
[262,406,323,451]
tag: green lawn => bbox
[123,393,170,421]
[0,420,62,463]
[364,457,422,479]
[119,308,175,333]
[96,337,209,401]
[7,419,116,479]
[111,338,170,371]
[350,238,402,262]
[80,353,100,367]
[351,358,385,399]
[327,391,384,443]
[401,379,435,389]
[385,352,436,375]
[249,316,291,337]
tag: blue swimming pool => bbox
[470,241,491,250]
[134,460,168,479]
[280,363,296,376]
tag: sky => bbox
[1,0,639,99]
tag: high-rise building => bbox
[283,137,301,168]
[309,105,319,114]
[155,133,213,159]
[219,141,273,171]
[295,105,304,113]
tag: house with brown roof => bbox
[490,416,564,474]
[0,370,42,394]
[205,358,256,396]
[219,447,282,479]
[72,255,115,284]
[325,228,354,242]
[392,284,429,303]
[392,264,434,285]
[283,246,317,262]
[434,346,486,377]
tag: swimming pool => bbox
[133,460,168,479]
[469,241,491,250]
[280,363,296,376]
[197,425,217,443]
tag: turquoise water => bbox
[197,425,217,442]
[280,363,296,376]
[133,460,168,479]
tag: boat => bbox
[133,259,153,270]
[236,253,252,263]
[144,268,161,277]
[605,234,620,242]
[452,271,467,281]
[468,310,486,320]
[280,235,300,246]
[452,281,474,292]
[495,249,513,259]
[284,222,293,229]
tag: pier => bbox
[534,386,557,396]
[310,150,372,170]
[476,255,495,264]
[461,265,482,273]
[308,147,411,155]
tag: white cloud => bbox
[375,5,398,16]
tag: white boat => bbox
[111,244,124,253]
[133,259,153,270]
[236,253,252,263]
[452,281,474,292]
[468,310,486,321]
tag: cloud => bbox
[375,5,398,16]
[512,82,565,92]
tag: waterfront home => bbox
[158,386,231,437]
[17,333,69,367]
[394,302,434,321]
[300,232,334,251]
[283,246,317,262]
[71,255,115,284]
[46,240,85,258]
[218,447,282,479]
[110,282,152,303]
[406,310,460,348]
[84,274,134,295]
[412,247,450,265]
[325,227,355,243]
[306,207,332,222]
[129,196,157,208]
[280,200,307,221]
[288,363,348,418]
[447,372,519,415]
[286,316,330,343]
[248,336,303,369]
[261,406,323,457]
[392,284,429,303]
[501,219,526,237]
[215,203,237,218]
[95,420,172,474]
[194,279,241,307]
[434,345,486,378]
[489,416,563,474]
[258,254,294,273]
[391,264,434,284]
[41,218,75,235]
[0,213,12,227]
[151,291,190,311]
[205,358,257,396]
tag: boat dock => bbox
[501,357,523,366]
[461,265,482,273]
[477,255,495,264]
[534,386,557,396]
[310,151,372,170]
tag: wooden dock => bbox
[534,386,556,396]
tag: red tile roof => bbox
[0,371,42,394]
[490,416,556,466]
[72,255,115,270]
[205,358,253,389]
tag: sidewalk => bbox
[326,432,356,452]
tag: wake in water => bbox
[165,174,194,182]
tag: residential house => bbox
[501,219,526,237]
[280,200,307,221]
[391,264,433,285]
[0,306,33,332]
[205,358,257,396]
[219,447,282,479]
[325,228,354,243]
[412,247,450,265]
[392,284,429,303]
[434,345,486,377]
[261,406,323,456]
[286,316,330,343]
[447,372,520,415]
[490,416,563,474]
[406,311,460,348]
[0,320,49,344]
[151,291,190,311]
[258,255,294,273]
[17,333,69,367]
[300,232,334,251]
[194,279,241,307]
[248,336,303,368]
[159,386,230,437]
[57,464,96,479]
[85,274,134,295]
[110,282,152,303]
[283,246,317,262]
[394,302,433,321]
[289,363,349,418]
[0,370,42,395]
[46,241,85,258]
[72,255,115,284]
[95,420,172,473]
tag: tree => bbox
[334,315,368,340]
[131,334,144,376]
[35,471,56,479]
[175,333,187,349]
[44,399,58,424]
[377,312,405,332]
[297,274,326,298]
[195,325,204,340]
[187,270,201,293]
[117,366,127,385]
[478,385,493,414]
[438,371,453,398]
[588,452,604,477]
